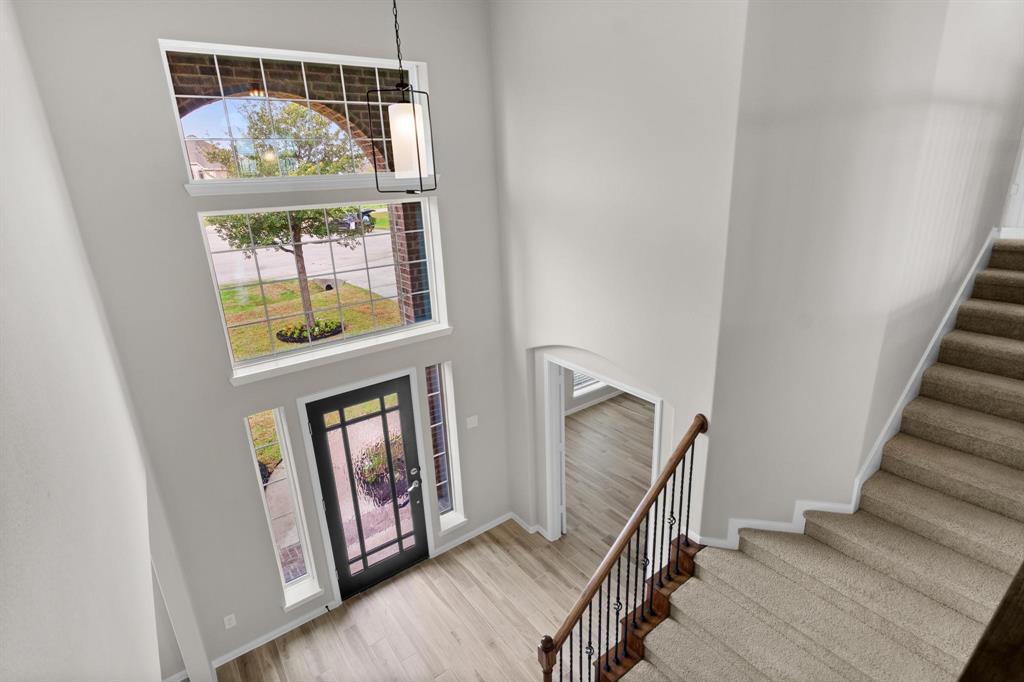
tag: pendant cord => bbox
[392,0,404,81]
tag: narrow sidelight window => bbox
[425,363,462,518]
[245,408,315,598]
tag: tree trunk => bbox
[291,222,316,331]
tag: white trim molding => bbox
[700,228,1000,550]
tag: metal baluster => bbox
[569,628,573,682]
[614,553,623,664]
[596,584,602,681]
[676,456,686,572]
[684,441,695,546]
[647,506,657,616]
[658,488,668,587]
[639,513,650,621]
[578,619,583,682]
[631,528,641,628]
[587,602,593,682]
[604,572,612,671]
[664,469,677,582]
[559,639,563,682]
[651,495,661,591]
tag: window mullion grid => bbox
[374,68,390,169]
[322,208,347,337]
[286,211,312,344]
[210,54,243,178]
[244,214,277,361]
[338,65,359,172]
[258,58,283,177]
[358,205,377,328]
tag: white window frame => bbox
[198,197,451,386]
[157,39,434,197]
[428,361,466,533]
[244,407,322,610]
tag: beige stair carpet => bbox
[624,240,1024,682]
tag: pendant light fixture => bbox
[366,0,437,194]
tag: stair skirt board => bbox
[624,238,1022,682]
[700,229,1002,550]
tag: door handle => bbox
[407,480,421,492]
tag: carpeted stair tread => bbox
[860,471,1024,573]
[900,397,1024,469]
[642,600,771,682]
[989,239,1024,271]
[738,528,980,674]
[692,548,947,681]
[972,268,1024,304]
[621,660,671,682]
[938,329,1024,380]
[955,298,1024,340]
[804,510,1009,622]
[881,434,1024,522]
[920,364,1024,422]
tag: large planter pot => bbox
[354,435,409,507]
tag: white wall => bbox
[703,0,1024,540]
[0,1,161,678]
[153,572,185,681]
[12,0,509,663]
[489,0,749,536]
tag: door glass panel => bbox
[326,429,363,565]
[383,392,399,409]
[344,398,381,421]
[367,543,401,567]
[323,410,341,428]
[385,410,414,541]
[347,413,398,555]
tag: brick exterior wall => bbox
[387,202,431,324]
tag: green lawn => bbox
[223,279,401,361]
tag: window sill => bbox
[229,323,453,386]
[184,173,438,197]
[282,578,323,612]
[439,511,468,534]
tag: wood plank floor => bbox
[217,394,655,682]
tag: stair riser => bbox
[919,375,1024,422]
[938,343,1024,380]
[736,536,965,675]
[858,494,1019,574]
[989,250,1024,272]
[804,519,993,622]
[972,281,1024,305]
[880,453,1024,523]
[899,417,1024,470]
[955,307,1024,340]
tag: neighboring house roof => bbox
[184,136,229,176]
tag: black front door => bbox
[307,375,428,598]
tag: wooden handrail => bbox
[546,413,708,651]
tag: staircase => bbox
[626,239,1024,682]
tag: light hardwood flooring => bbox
[217,394,655,682]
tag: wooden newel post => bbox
[538,635,556,682]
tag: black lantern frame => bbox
[365,82,437,194]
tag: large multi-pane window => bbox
[164,47,413,181]
[425,363,460,516]
[201,199,435,366]
[246,408,314,595]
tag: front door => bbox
[307,375,428,598]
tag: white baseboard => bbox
[997,226,1024,239]
[563,389,623,416]
[431,510,544,555]
[702,227,998,550]
[163,670,189,682]
[210,596,341,670]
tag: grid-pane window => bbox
[246,409,310,585]
[203,199,434,366]
[572,370,603,397]
[165,49,410,181]
[425,364,455,514]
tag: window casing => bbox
[200,198,442,372]
[425,363,463,524]
[245,408,319,606]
